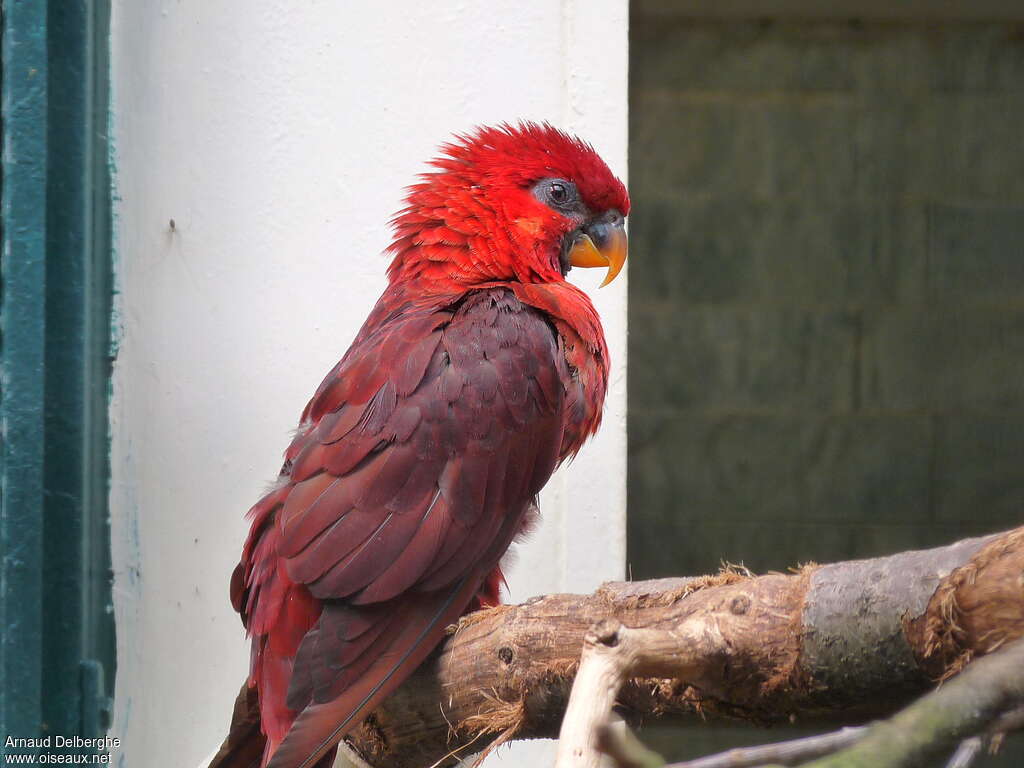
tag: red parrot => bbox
[211,122,629,768]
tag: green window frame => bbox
[1,0,115,756]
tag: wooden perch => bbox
[340,526,1024,768]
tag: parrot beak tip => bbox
[567,224,628,288]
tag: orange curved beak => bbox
[567,216,628,288]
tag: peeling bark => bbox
[341,527,1023,768]
[908,528,1024,680]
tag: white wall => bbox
[108,3,628,767]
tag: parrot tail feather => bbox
[207,682,265,768]
[266,573,481,768]
[208,682,337,768]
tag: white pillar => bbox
[108,3,628,766]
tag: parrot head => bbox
[387,122,629,290]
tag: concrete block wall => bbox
[628,18,1024,578]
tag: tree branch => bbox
[340,527,1024,768]
[660,728,866,768]
[943,737,983,768]
[595,720,666,768]
[784,636,1024,768]
[643,698,1024,768]
[554,619,724,768]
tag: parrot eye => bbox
[533,178,580,213]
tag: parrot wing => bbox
[238,288,569,768]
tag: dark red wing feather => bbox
[269,573,489,768]
[231,288,573,768]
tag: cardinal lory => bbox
[211,122,629,768]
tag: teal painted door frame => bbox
[1,0,115,755]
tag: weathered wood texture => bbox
[343,527,1024,768]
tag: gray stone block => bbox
[628,412,932,534]
[933,410,1024,524]
[931,96,1024,201]
[861,307,1024,410]
[627,197,927,305]
[629,306,858,411]
[631,96,859,204]
[632,19,1024,97]
[631,19,857,94]
[849,101,944,202]
[930,26,1024,93]
[927,204,1024,299]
